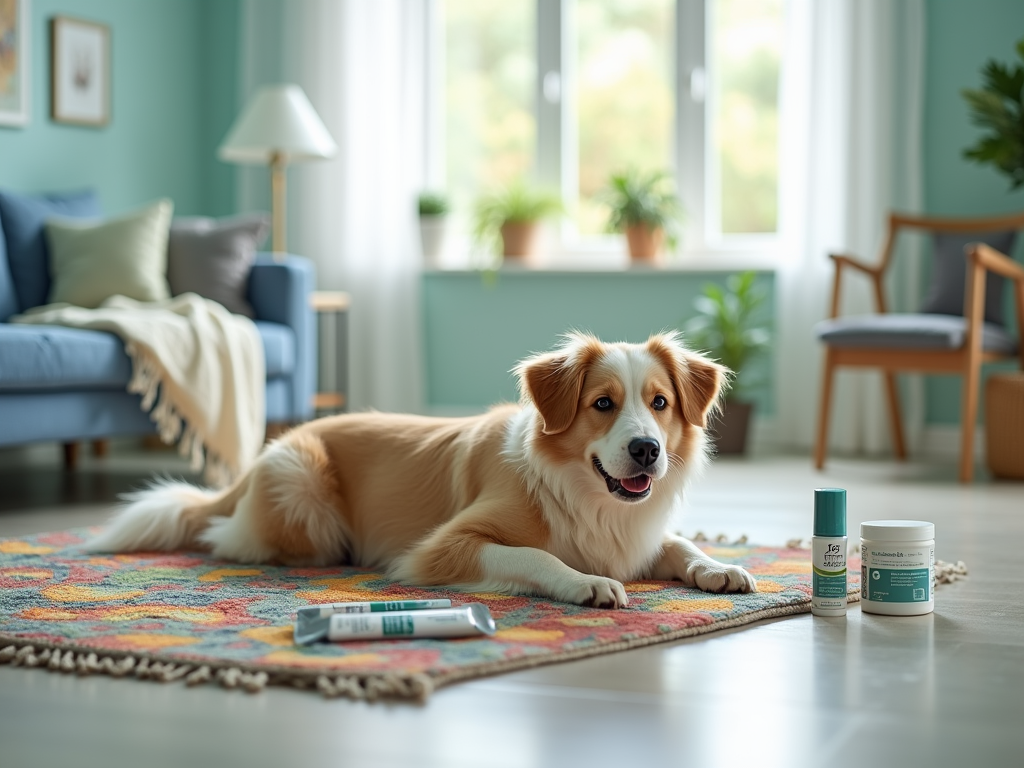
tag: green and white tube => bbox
[295,599,452,620]
[294,603,496,645]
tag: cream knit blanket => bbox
[13,293,265,486]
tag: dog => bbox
[86,332,756,607]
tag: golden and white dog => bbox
[87,332,756,608]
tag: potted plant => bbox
[961,38,1024,188]
[473,181,563,266]
[600,169,683,264]
[684,271,770,455]
[418,191,450,268]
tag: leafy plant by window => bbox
[418,192,450,217]
[599,169,684,249]
[684,271,770,400]
[961,38,1024,189]
[472,181,563,254]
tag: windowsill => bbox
[423,251,781,274]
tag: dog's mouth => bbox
[592,457,653,500]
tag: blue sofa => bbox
[0,193,317,453]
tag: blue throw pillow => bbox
[0,212,16,321]
[0,189,102,312]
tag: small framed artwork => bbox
[0,0,31,127]
[50,15,110,127]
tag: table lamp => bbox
[218,84,337,257]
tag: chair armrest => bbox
[829,252,882,276]
[827,252,886,317]
[247,253,317,421]
[969,243,1024,282]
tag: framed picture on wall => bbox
[0,0,30,127]
[50,15,110,127]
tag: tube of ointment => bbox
[295,599,452,620]
[294,603,496,645]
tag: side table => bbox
[310,291,351,415]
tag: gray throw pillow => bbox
[167,214,270,318]
[920,230,1017,326]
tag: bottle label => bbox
[812,537,847,610]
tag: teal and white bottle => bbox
[812,488,848,617]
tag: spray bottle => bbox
[812,487,847,617]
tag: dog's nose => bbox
[628,437,660,468]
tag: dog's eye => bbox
[594,397,614,411]
[652,395,668,411]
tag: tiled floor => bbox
[1,443,1022,768]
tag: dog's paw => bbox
[566,575,629,609]
[688,561,757,594]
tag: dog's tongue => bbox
[621,475,652,493]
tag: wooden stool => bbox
[985,372,1024,479]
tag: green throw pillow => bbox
[45,199,174,308]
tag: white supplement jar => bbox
[860,520,935,616]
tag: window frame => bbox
[431,0,784,268]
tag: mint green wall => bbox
[0,0,239,217]
[923,0,1024,424]
[423,271,775,415]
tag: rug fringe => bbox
[0,640,433,701]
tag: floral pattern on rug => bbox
[0,530,860,684]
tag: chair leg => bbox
[91,439,109,457]
[883,372,907,460]
[959,363,981,483]
[62,442,79,470]
[814,350,836,470]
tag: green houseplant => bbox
[473,182,563,266]
[417,191,450,268]
[600,169,683,263]
[961,38,1024,188]
[684,271,770,454]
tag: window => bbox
[438,0,785,260]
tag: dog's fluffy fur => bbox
[87,332,756,607]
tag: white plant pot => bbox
[419,215,448,268]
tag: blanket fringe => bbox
[0,642,432,701]
[125,342,235,487]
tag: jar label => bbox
[863,566,930,602]
[862,543,934,603]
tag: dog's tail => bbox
[84,474,252,554]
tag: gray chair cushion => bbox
[167,214,270,318]
[920,231,1017,326]
[815,313,1018,355]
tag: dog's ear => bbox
[647,334,729,429]
[517,337,602,435]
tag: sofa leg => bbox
[63,442,79,470]
[92,439,109,457]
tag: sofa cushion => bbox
[815,313,1018,354]
[0,189,102,313]
[253,321,295,377]
[46,199,173,308]
[0,320,295,393]
[168,214,270,318]
[0,325,132,392]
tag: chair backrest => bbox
[879,212,1024,327]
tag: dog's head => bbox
[515,332,727,504]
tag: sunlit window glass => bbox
[709,0,783,236]
[444,0,536,212]
[575,0,675,237]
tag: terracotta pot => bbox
[500,221,541,264]
[708,400,754,455]
[624,224,665,263]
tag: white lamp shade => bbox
[218,84,337,164]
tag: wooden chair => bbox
[814,211,1024,482]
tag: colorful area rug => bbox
[0,529,860,701]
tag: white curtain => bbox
[775,0,925,454]
[240,0,428,414]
